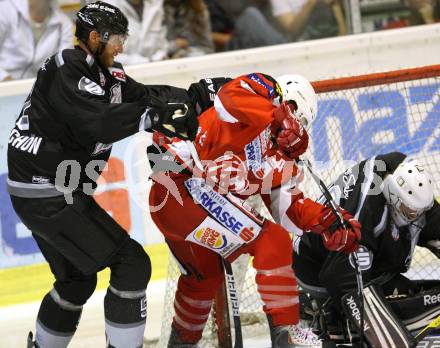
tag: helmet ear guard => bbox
[381,159,435,226]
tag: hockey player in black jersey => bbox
[293,152,440,347]
[6,2,228,348]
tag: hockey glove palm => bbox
[146,96,199,141]
[272,101,309,159]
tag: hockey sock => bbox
[170,275,220,344]
[35,289,82,348]
[255,264,299,326]
[104,285,147,348]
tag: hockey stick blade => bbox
[414,314,440,343]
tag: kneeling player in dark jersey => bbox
[293,152,440,347]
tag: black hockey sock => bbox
[104,285,147,348]
[35,290,83,348]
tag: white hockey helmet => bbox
[381,159,434,226]
[276,74,317,130]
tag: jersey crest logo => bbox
[78,77,105,96]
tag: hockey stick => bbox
[223,260,244,348]
[187,141,244,348]
[298,158,365,347]
[414,314,440,344]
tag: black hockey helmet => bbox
[75,1,129,44]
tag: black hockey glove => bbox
[145,96,199,141]
[188,77,231,114]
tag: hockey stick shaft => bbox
[187,141,244,348]
[299,159,346,227]
[223,260,244,348]
[414,314,440,343]
[298,158,365,346]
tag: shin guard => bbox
[104,286,147,348]
[35,290,82,348]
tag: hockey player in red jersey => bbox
[149,73,361,348]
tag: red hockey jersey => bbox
[162,73,330,234]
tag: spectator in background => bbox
[0,0,73,81]
[205,0,235,51]
[97,0,169,64]
[164,0,214,58]
[206,0,346,53]
[206,0,287,51]
[406,0,437,24]
[268,0,347,41]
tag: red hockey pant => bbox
[150,175,299,343]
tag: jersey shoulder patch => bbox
[108,64,126,82]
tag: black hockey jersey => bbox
[327,152,440,275]
[7,47,190,198]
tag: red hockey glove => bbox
[203,152,249,194]
[272,101,309,159]
[322,220,361,254]
[311,207,361,253]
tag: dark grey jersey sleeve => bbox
[123,75,192,104]
[50,61,147,145]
